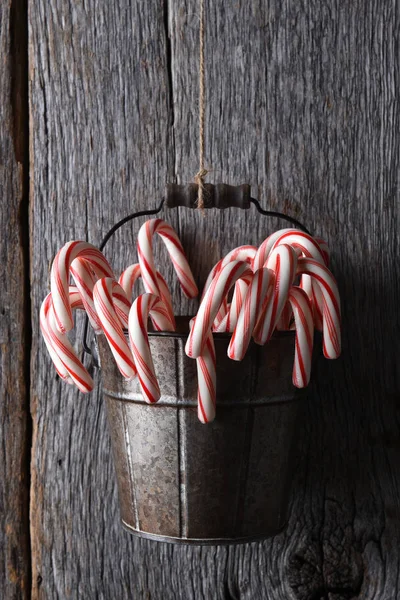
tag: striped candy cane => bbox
[189,318,217,424]
[228,268,275,361]
[201,245,257,300]
[265,230,326,267]
[296,257,341,359]
[314,237,330,265]
[273,232,327,319]
[254,244,298,345]
[253,229,325,330]
[202,246,257,330]
[128,293,173,404]
[186,260,253,358]
[214,277,252,333]
[118,263,175,330]
[275,303,293,331]
[287,287,314,387]
[51,241,115,333]
[118,263,141,296]
[93,278,137,380]
[69,258,103,333]
[137,220,198,328]
[41,291,94,393]
[40,287,84,384]
[271,230,328,329]
[252,229,296,271]
[307,237,329,329]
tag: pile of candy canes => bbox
[40,219,341,423]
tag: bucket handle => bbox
[82,185,311,357]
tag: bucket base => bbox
[121,519,288,546]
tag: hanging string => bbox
[195,0,207,211]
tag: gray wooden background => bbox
[1,0,399,598]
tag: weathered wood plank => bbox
[29,1,181,598]
[30,0,400,599]
[0,1,30,598]
[172,5,400,599]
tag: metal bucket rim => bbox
[146,329,297,340]
[119,315,298,339]
[121,519,289,545]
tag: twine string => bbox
[195,0,207,211]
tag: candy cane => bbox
[93,278,137,380]
[270,232,327,330]
[40,288,84,383]
[202,246,257,329]
[253,229,326,271]
[189,318,217,424]
[128,293,173,404]
[214,277,251,333]
[137,220,198,314]
[275,303,293,331]
[272,231,326,264]
[296,258,341,359]
[228,268,275,361]
[254,244,298,345]
[51,241,114,333]
[41,291,94,393]
[314,237,330,265]
[118,263,175,329]
[118,263,141,295]
[186,260,253,358]
[202,245,257,300]
[308,237,329,328]
[252,229,294,271]
[287,287,314,387]
[69,258,103,333]
[273,231,327,325]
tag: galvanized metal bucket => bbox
[96,317,306,545]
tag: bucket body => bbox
[97,320,305,544]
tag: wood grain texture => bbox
[0,1,30,598]
[29,1,400,599]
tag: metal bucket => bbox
[96,317,306,545]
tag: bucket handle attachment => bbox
[82,185,311,357]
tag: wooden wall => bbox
[1,0,399,598]
[0,1,30,597]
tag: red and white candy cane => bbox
[306,237,329,329]
[202,246,257,330]
[296,257,341,359]
[252,229,295,271]
[202,245,257,300]
[314,237,330,265]
[51,241,114,333]
[214,276,251,333]
[93,278,137,380]
[137,220,198,329]
[287,287,314,387]
[186,260,253,358]
[228,268,275,361]
[119,263,175,330]
[40,287,84,384]
[69,258,103,333]
[118,263,141,296]
[272,231,326,263]
[189,318,217,424]
[304,278,324,331]
[128,293,173,403]
[272,230,328,328]
[41,290,94,393]
[254,244,298,345]
[253,230,328,329]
